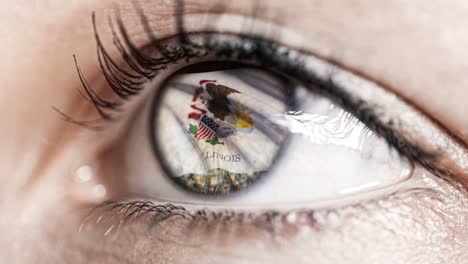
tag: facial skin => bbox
[0,0,467,263]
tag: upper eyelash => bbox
[64,2,453,182]
[75,14,204,123]
[68,1,302,127]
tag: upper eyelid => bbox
[323,62,468,186]
[69,8,467,187]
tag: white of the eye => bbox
[228,86,412,204]
[126,68,412,206]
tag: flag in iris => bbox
[197,115,218,140]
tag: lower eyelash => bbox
[81,200,322,239]
[80,184,437,241]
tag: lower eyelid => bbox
[69,183,466,264]
[79,170,463,245]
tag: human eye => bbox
[140,62,414,205]
[66,1,468,260]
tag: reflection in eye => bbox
[148,64,413,203]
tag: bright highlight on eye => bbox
[149,64,413,203]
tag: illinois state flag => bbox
[155,68,290,179]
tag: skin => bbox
[0,0,467,263]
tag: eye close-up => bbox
[132,61,414,206]
[1,1,467,264]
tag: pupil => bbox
[152,65,292,195]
